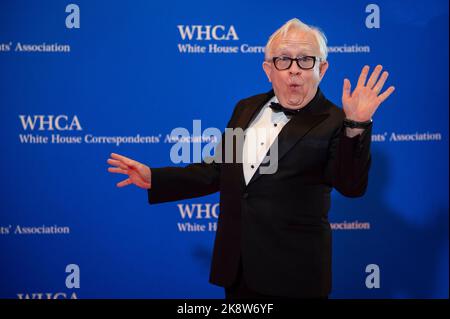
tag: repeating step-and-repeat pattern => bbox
[0,0,448,298]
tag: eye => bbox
[299,56,313,62]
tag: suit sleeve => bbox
[326,124,372,197]
[147,101,244,204]
[147,161,221,204]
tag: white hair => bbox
[264,18,328,61]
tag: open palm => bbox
[342,65,395,122]
[107,153,151,189]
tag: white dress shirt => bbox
[242,96,291,185]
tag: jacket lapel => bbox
[233,91,274,131]
[246,89,330,186]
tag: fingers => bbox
[108,167,128,175]
[108,153,149,188]
[357,65,393,99]
[116,178,132,187]
[377,86,395,104]
[107,158,128,170]
[373,71,389,94]
[342,78,351,99]
[356,65,370,88]
[366,65,383,89]
[110,153,136,168]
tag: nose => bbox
[288,60,302,75]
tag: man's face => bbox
[263,29,329,109]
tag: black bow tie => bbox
[269,102,301,116]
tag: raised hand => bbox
[342,65,395,122]
[107,153,151,189]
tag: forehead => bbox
[271,30,320,56]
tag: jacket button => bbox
[242,192,249,199]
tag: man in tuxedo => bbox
[107,18,394,298]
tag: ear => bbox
[262,61,272,83]
[318,60,329,81]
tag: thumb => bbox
[342,78,351,100]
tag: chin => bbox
[286,96,305,107]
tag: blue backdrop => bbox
[0,0,448,299]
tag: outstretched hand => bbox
[342,65,395,122]
[107,153,151,189]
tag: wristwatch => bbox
[343,118,373,129]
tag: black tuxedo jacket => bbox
[148,88,372,297]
